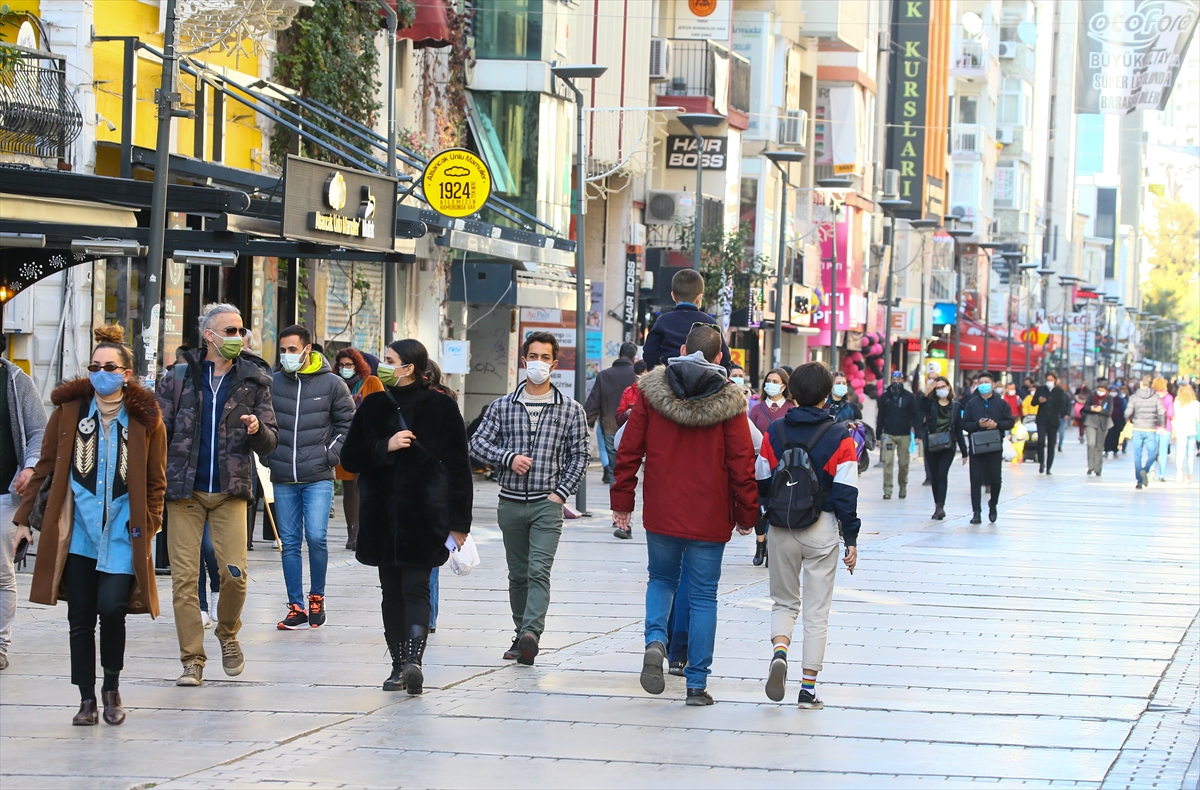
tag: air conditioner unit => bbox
[996,126,1015,144]
[779,109,808,147]
[644,190,694,225]
[998,42,1017,59]
[649,38,672,82]
[883,168,900,199]
[951,205,976,222]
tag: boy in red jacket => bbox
[611,325,758,706]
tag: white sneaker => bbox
[208,591,219,623]
[200,610,212,629]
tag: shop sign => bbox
[422,148,493,218]
[623,246,641,342]
[885,0,930,219]
[283,156,397,252]
[665,135,728,170]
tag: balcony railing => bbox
[655,39,734,115]
[0,46,82,161]
[953,124,981,154]
[956,40,984,69]
[730,51,750,114]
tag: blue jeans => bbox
[1156,431,1171,479]
[1131,431,1158,483]
[274,480,334,606]
[644,531,725,689]
[666,560,690,663]
[429,566,439,629]
[197,522,219,610]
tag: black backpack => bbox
[763,420,835,531]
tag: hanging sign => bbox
[422,148,492,218]
[283,156,397,252]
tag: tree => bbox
[1143,199,1200,376]
[678,219,770,324]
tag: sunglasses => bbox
[690,321,718,331]
[211,326,248,337]
[87,363,128,373]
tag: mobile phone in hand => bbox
[14,537,29,565]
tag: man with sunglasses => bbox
[0,336,48,671]
[158,303,278,687]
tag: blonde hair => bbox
[1152,377,1168,392]
[93,324,133,369]
[1177,385,1196,407]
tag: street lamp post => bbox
[764,150,808,370]
[551,63,608,517]
[1079,284,1098,385]
[1035,269,1056,378]
[977,242,1005,376]
[817,177,854,372]
[678,113,726,271]
[877,199,914,381]
[908,219,940,381]
[946,225,974,389]
[1058,275,1081,381]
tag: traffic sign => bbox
[421,148,492,218]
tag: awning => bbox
[394,0,451,48]
[930,319,1045,372]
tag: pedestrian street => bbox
[1,441,1197,789]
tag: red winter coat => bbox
[611,361,758,542]
[615,381,640,427]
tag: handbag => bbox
[969,429,1004,455]
[27,474,53,532]
[926,431,953,452]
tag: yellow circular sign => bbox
[422,148,492,218]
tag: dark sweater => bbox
[642,303,732,371]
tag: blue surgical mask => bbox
[977,382,993,395]
[832,384,848,398]
[90,369,125,396]
[764,382,784,398]
[730,376,745,388]
[339,367,355,380]
[280,353,304,373]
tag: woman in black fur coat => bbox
[341,339,472,694]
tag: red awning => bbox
[394,0,451,48]
[929,318,1045,372]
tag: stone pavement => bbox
[1,438,1197,789]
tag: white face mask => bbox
[764,382,784,398]
[936,388,950,399]
[525,360,551,385]
[1046,380,1055,389]
[339,367,355,380]
[730,376,745,388]
[280,352,304,373]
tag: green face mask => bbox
[210,334,243,360]
[377,364,399,386]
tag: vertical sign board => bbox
[886,0,930,220]
[623,246,641,342]
[1076,0,1200,113]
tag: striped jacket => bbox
[468,382,589,503]
[758,406,861,546]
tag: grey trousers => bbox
[1085,423,1107,474]
[767,512,841,672]
[0,497,18,657]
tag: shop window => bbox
[473,90,540,222]
[475,0,542,60]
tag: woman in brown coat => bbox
[13,326,166,726]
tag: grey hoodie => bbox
[2,358,47,498]
[1124,387,1165,431]
[266,352,355,484]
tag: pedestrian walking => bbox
[14,326,166,725]
[641,269,730,370]
[961,374,1015,524]
[1032,372,1069,474]
[615,360,648,428]
[922,377,968,520]
[1152,378,1175,482]
[267,326,354,631]
[611,324,758,706]
[1173,385,1198,483]
[340,339,472,694]
[333,347,384,551]
[158,303,278,687]
[584,342,638,489]
[826,372,863,425]
[1083,383,1113,476]
[468,331,589,665]
[750,368,794,434]
[0,336,47,672]
[1106,386,1127,457]
[755,362,860,710]
[1017,377,1034,400]
[876,370,923,499]
[424,359,457,633]
[1125,376,1166,489]
[1002,381,1023,418]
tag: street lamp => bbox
[976,242,1005,376]
[945,221,975,389]
[551,63,608,516]
[764,149,808,370]
[1057,274,1082,381]
[995,248,1025,378]
[877,198,913,381]
[678,113,726,271]
[908,218,941,382]
[816,176,855,371]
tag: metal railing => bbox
[655,39,732,114]
[956,40,984,69]
[730,51,750,114]
[953,124,980,153]
[0,46,82,161]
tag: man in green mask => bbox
[158,303,278,688]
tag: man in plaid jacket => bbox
[468,331,589,666]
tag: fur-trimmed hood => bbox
[638,364,747,428]
[51,377,162,429]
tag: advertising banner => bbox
[1076,0,1200,113]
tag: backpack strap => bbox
[773,418,836,466]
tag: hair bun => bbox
[93,324,126,345]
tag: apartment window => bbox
[998,78,1031,125]
[958,95,978,125]
[952,162,977,208]
[472,91,539,219]
[475,0,542,60]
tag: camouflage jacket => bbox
[157,349,279,502]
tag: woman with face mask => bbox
[922,377,968,521]
[13,326,166,726]
[826,373,862,425]
[750,368,794,435]
[340,339,472,695]
[332,348,383,550]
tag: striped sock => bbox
[801,673,816,693]
[773,644,788,661]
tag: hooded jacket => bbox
[1124,386,1165,431]
[157,349,278,501]
[1033,383,1070,425]
[267,352,355,484]
[610,355,758,542]
[1,358,46,496]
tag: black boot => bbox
[932,504,945,520]
[383,637,406,691]
[752,540,766,567]
[346,524,358,551]
[402,625,429,696]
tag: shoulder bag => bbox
[968,397,1004,455]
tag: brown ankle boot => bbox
[72,699,98,726]
[101,690,126,725]
[345,524,358,551]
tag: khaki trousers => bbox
[167,492,249,665]
[881,434,911,495]
[767,512,840,672]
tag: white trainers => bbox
[200,610,212,629]
[208,591,219,623]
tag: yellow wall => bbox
[91,1,264,174]
[0,1,42,43]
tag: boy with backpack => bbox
[756,362,860,709]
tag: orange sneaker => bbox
[307,595,326,628]
[277,603,307,630]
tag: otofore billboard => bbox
[1076,0,1200,113]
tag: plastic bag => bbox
[1002,437,1017,461]
[447,535,480,576]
